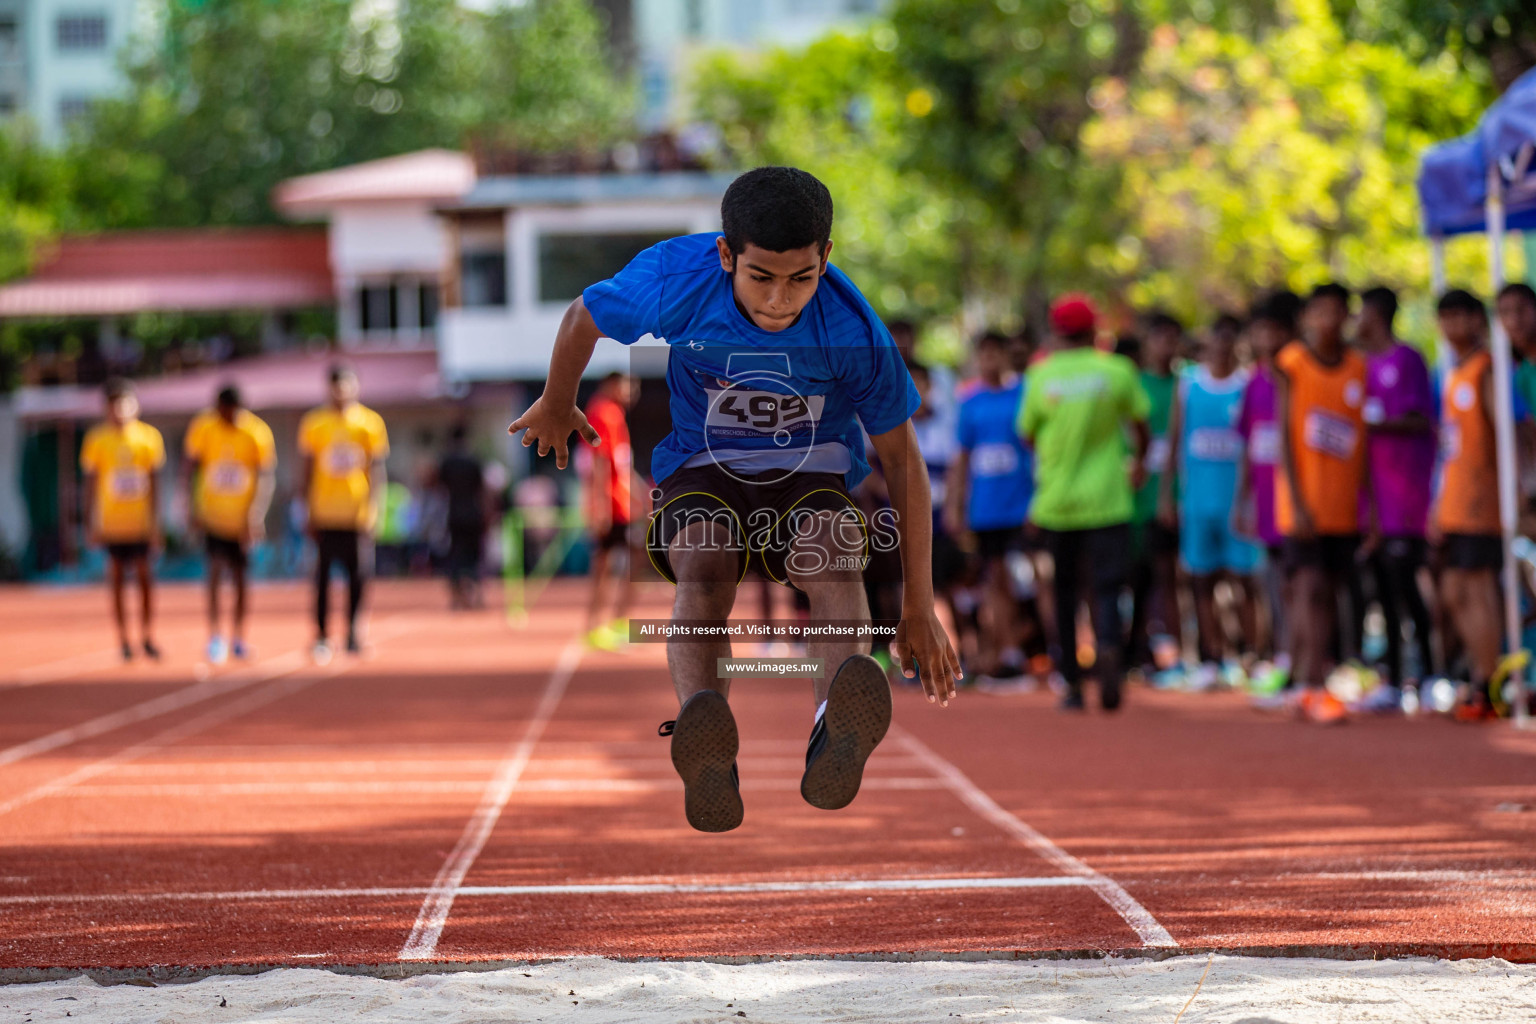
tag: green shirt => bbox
[1517,360,1536,428]
[1018,347,1151,531]
[1134,370,1177,523]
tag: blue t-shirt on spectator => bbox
[583,233,920,489]
[956,377,1031,531]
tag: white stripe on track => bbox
[893,728,1178,949]
[0,651,307,768]
[0,875,1092,907]
[398,638,584,961]
[0,657,356,819]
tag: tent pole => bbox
[1486,165,1530,727]
[1431,235,1451,377]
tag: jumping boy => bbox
[510,167,961,833]
[1275,284,1368,724]
[1160,315,1259,686]
[299,365,389,664]
[184,385,276,664]
[81,378,166,661]
[1431,290,1506,721]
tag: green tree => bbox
[1081,0,1495,322]
[1346,0,1536,89]
[65,0,632,229]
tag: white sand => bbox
[4,955,1533,1023]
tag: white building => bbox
[435,170,733,382]
[0,0,144,142]
[273,149,478,347]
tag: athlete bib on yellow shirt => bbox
[185,409,276,540]
[298,404,389,530]
[80,420,166,542]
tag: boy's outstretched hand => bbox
[509,397,600,470]
[894,607,963,707]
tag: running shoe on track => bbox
[661,689,743,833]
[141,640,162,661]
[1298,687,1348,725]
[207,635,229,666]
[231,639,250,661]
[801,654,892,811]
[311,640,333,666]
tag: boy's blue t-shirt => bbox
[582,233,920,489]
[956,377,1032,531]
[1177,365,1248,519]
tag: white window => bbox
[57,14,107,52]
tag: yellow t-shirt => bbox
[299,403,389,530]
[80,420,166,542]
[185,408,277,540]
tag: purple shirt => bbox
[1362,343,1435,537]
[1236,367,1281,547]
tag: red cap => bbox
[1049,293,1098,337]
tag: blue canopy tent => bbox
[1417,67,1536,727]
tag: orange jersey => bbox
[1437,349,1500,535]
[1275,342,1367,536]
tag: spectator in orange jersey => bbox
[1430,290,1505,721]
[1275,283,1368,723]
[580,372,643,650]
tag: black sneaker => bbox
[345,634,362,655]
[801,654,892,811]
[141,640,162,662]
[1059,690,1086,712]
[660,689,743,833]
[120,642,134,663]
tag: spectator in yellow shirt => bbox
[298,365,389,662]
[80,378,166,661]
[184,385,276,665]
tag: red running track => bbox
[1,578,1534,977]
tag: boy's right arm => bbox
[508,297,603,471]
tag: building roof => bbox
[273,149,477,218]
[0,228,334,319]
[445,171,737,212]
[15,347,458,422]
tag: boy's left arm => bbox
[868,419,962,707]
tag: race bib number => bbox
[109,468,148,501]
[206,459,252,496]
[704,388,824,440]
[1145,437,1171,473]
[1249,423,1279,466]
[1441,422,1462,461]
[971,442,1020,478]
[1188,427,1242,462]
[324,442,365,476]
[1362,397,1385,425]
[1303,410,1358,460]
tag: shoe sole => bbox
[669,690,743,833]
[802,655,892,811]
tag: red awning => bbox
[0,228,334,318]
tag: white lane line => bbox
[0,658,356,819]
[55,777,947,798]
[398,638,584,961]
[2,648,123,690]
[0,876,1092,907]
[0,651,307,768]
[893,728,1178,949]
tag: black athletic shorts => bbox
[1282,534,1361,574]
[106,541,149,563]
[205,532,248,569]
[646,462,868,588]
[1375,535,1428,566]
[973,526,1023,562]
[594,521,631,551]
[1441,532,1503,571]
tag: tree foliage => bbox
[1082,0,1496,321]
[62,0,632,230]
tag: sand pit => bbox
[3,954,1533,1023]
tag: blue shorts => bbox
[1180,510,1260,576]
